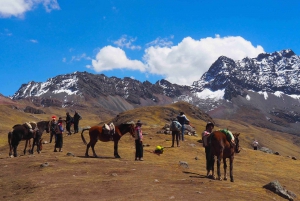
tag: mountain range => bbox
[9,49,300,136]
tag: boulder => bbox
[263,180,296,201]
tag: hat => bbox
[136,120,143,125]
[51,115,56,119]
[206,122,214,128]
[180,112,184,115]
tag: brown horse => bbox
[8,121,50,157]
[81,122,135,158]
[210,131,240,182]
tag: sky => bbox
[0,0,300,97]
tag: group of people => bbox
[49,111,82,152]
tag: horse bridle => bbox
[129,124,135,137]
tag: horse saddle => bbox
[102,123,115,140]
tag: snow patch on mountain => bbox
[258,91,268,100]
[246,95,251,100]
[195,89,225,100]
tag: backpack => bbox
[170,121,181,131]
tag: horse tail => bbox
[8,131,12,156]
[81,128,89,145]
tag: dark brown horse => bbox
[8,121,50,157]
[210,131,240,182]
[81,122,135,158]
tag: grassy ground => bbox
[0,103,300,200]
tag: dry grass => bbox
[0,102,300,201]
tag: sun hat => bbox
[136,120,143,125]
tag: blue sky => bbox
[0,0,300,96]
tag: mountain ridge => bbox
[8,49,300,136]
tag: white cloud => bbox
[88,46,146,72]
[143,35,265,85]
[146,36,173,48]
[70,53,91,62]
[0,29,12,36]
[88,35,264,85]
[113,35,141,50]
[0,0,60,18]
[29,39,38,43]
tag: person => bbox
[253,139,259,150]
[49,116,57,143]
[65,112,72,135]
[135,120,144,161]
[202,122,215,178]
[54,117,64,152]
[73,111,82,134]
[177,112,189,141]
[170,118,182,147]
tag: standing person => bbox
[73,111,82,134]
[170,118,182,147]
[54,117,64,152]
[253,139,259,150]
[135,120,144,161]
[177,112,189,141]
[49,116,57,143]
[202,122,215,178]
[65,112,72,135]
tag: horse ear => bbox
[235,133,240,136]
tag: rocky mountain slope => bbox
[9,49,300,135]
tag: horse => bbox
[8,121,50,157]
[209,131,240,182]
[81,122,135,158]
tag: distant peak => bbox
[280,49,295,58]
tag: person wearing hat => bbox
[54,117,64,152]
[202,122,215,178]
[135,120,144,161]
[49,116,57,143]
[176,112,189,141]
[252,139,259,150]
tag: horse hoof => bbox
[230,177,234,182]
[85,154,89,158]
[115,155,121,158]
[224,177,227,181]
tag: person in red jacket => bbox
[54,117,64,152]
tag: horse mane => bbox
[12,124,22,129]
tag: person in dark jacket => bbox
[73,111,82,134]
[202,122,215,178]
[177,112,189,141]
[49,116,57,143]
[65,112,72,135]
